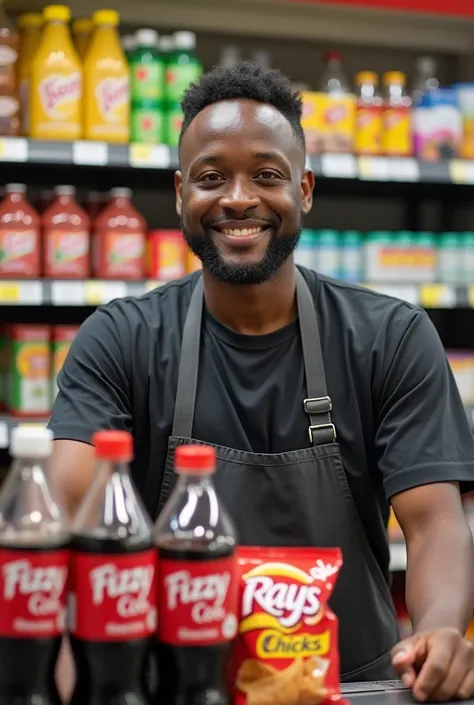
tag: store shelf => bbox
[0,280,473,309]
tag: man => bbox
[50,62,474,700]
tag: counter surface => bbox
[343,680,474,705]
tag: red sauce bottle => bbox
[0,183,40,277]
[93,187,146,279]
[42,185,90,278]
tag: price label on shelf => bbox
[0,138,28,162]
[85,281,127,305]
[73,141,108,166]
[320,154,357,179]
[468,286,474,309]
[449,160,474,184]
[0,282,20,303]
[129,144,171,169]
[51,281,85,306]
[420,284,456,308]
[358,157,390,181]
[388,158,420,182]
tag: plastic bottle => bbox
[317,229,340,278]
[0,425,69,705]
[0,5,20,137]
[438,232,461,284]
[315,50,355,154]
[294,229,317,270]
[318,49,350,95]
[93,187,147,279]
[382,72,412,157]
[17,13,43,136]
[154,444,238,705]
[340,230,363,282]
[42,185,90,278]
[462,232,474,285]
[30,4,82,140]
[0,183,40,278]
[412,56,439,106]
[69,430,156,705]
[354,71,383,156]
[165,31,202,147]
[130,28,163,144]
[84,9,130,143]
[72,17,92,61]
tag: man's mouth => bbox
[220,226,264,237]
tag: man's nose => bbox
[218,179,260,212]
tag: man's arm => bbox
[49,440,95,519]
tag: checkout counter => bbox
[341,680,461,705]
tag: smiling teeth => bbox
[222,227,263,236]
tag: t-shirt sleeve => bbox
[48,305,132,444]
[374,307,474,499]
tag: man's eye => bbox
[257,171,279,179]
[201,173,222,182]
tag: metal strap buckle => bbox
[308,423,337,444]
[304,396,333,414]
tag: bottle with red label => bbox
[0,425,69,705]
[0,183,40,278]
[42,185,90,278]
[154,444,239,705]
[93,187,146,279]
[69,430,156,705]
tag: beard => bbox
[182,221,302,285]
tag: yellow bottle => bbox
[72,17,92,62]
[84,9,130,143]
[17,13,43,136]
[30,5,82,140]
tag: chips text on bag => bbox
[233,547,345,705]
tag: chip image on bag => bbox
[233,547,346,705]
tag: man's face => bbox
[176,99,314,285]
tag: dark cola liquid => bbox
[69,534,154,705]
[155,539,235,705]
[0,541,68,705]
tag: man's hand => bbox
[391,628,474,702]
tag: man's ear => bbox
[301,169,314,216]
[175,170,183,217]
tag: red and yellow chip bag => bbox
[233,547,345,705]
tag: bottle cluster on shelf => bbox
[295,229,474,284]
[300,51,474,160]
[0,4,202,146]
[0,184,200,280]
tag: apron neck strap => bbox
[171,268,336,446]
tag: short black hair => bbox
[180,61,305,151]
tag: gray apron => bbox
[155,268,400,682]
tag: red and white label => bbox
[158,556,238,646]
[0,548,68,638]
[69,550,157,641]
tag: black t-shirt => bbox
[49,266,474,577]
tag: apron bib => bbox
[151,268,399,681]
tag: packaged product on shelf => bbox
[454,84,474,160]
[147,229,185,280]
[364,231,395,282]
[30,4,82,141]
[185,247,202,274]
[462,232,474,285]
[413,89,462,161]
[42,185,90,278]
[7,324,51,417]
[93,187,146,279]
[164,31,201,147]
[412,231,436,283]
[130,29,164,144]
[340,230,363,282]
[394,231,414,282]
[382,72,412,157]
[446,351,474,406]
[354,72,383,156]
[294,229,317,270]
[72,17,92,61]
[437,232,461,284]
[0,5,20,137]
[0,183,40,278]
[17,13,43,136]
[51,324,78,401]
[301,51,355,155]
[84,10,130,143]
[316,229,340,278]
[411,56,439,107]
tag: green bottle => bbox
[164,31,202,147]
[130,29,164,144]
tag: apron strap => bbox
[171,268,336,446]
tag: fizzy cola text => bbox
[90,563,154,618]
[164,569,231,624]
[3,559,66,616]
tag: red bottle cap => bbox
[93,430,133,461]
[174,445,216,474]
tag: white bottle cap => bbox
[159,35,174,52]
[173,30,196,50]
[5,183,26,193]
[10,426,53,458]
[55,185,75,196]
[110,187,132,199]
[135,28,158,47]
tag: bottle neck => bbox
[175,472,214,490]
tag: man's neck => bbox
[202,259,297,336]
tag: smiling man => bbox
[49,62,474,699]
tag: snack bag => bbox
[233,547,345,705]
